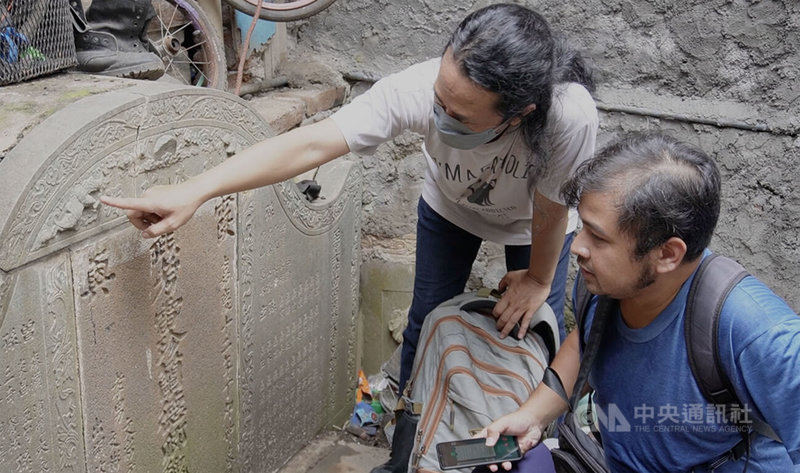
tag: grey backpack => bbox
[403,290,560,473]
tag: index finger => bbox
[100,195,153,212]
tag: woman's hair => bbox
[560,133,721,262]
[445,3,594,187]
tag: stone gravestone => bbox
[0,77,361,472]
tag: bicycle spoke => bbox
[167,21,193,38]
[162,55,178,72]
[149,0,226,88]
[168,59,213,66]
[168,4,179,31]
[154,4,176,36]
[181,40,207,53]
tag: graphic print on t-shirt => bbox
[466,178,496,206]
[441,148,529,213]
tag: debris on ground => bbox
[343,348,402,448]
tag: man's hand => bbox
[473,408,545,472]
[100,182,205,238]
[492,269,550,339]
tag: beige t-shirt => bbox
[331,58,598,245]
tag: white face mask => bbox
[433,102,511,150]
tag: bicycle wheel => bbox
[147,0,228,89]
[225,0,337,22]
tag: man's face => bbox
[571,190,657,299]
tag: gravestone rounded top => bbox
[0,76,273,271]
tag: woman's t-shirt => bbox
[331,57,598,245]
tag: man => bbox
[480,133,800,472]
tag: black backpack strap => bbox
[543,366,568,405]
[532,321,558,365]
[540,291,615,413]
[568,295,616,408]
[685,254,781,444]
[573,271,593,354]
[685,254,747,407]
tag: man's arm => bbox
[476,330,582,470]
[733,316,800,463]
[494,191,569,338]
[101,118,350,238]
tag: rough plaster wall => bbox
[289,0,799,310]
[293,0,800,115]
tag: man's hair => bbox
[560,133,721,262]
[445,3,594,188]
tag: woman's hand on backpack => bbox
[474,408,545,471]
[493,269,551,339]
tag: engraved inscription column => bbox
[238,159,362,473]
[0,257,84,472]
[0,80,269,473]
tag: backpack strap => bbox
[573,271,593,354]
[685,254,747,408]
[463,290,561,364]
[569,295,616,408]
[531,315,559,365]
[685,254,781,443]
[546,271,602,405]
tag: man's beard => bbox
[635,261,657,291]
[577,256,656,298]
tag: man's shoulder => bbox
[687,252,795,324]
[715,272,798,354]
[332,58,439,140]
[724,274,796,322]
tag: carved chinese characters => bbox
[0,79,361,472]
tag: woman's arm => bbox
[493,190,569,338]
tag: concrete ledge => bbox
[247,84,346,133]
[595,86,799,134]
[250,95,307,134]
[273,86,346,116]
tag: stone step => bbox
[246,83,346,134]
[276,430,389,473]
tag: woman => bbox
[101,6,597,470]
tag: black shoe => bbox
[70,0,164,79]
[372,409,418,473]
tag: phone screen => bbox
[436,435,521,470]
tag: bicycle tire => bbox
[148,0,228,89]
[225,0,337,22]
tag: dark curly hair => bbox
[560,133,721,261]
[446,3,594,189]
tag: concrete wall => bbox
[289,0,800,326]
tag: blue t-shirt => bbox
[579,252,800,472]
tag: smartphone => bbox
[436,435,522,470]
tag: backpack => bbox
[566,254,781,466]
[403,289,560,473]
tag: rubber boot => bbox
[371,409,418,473]
[70,0,164,79]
